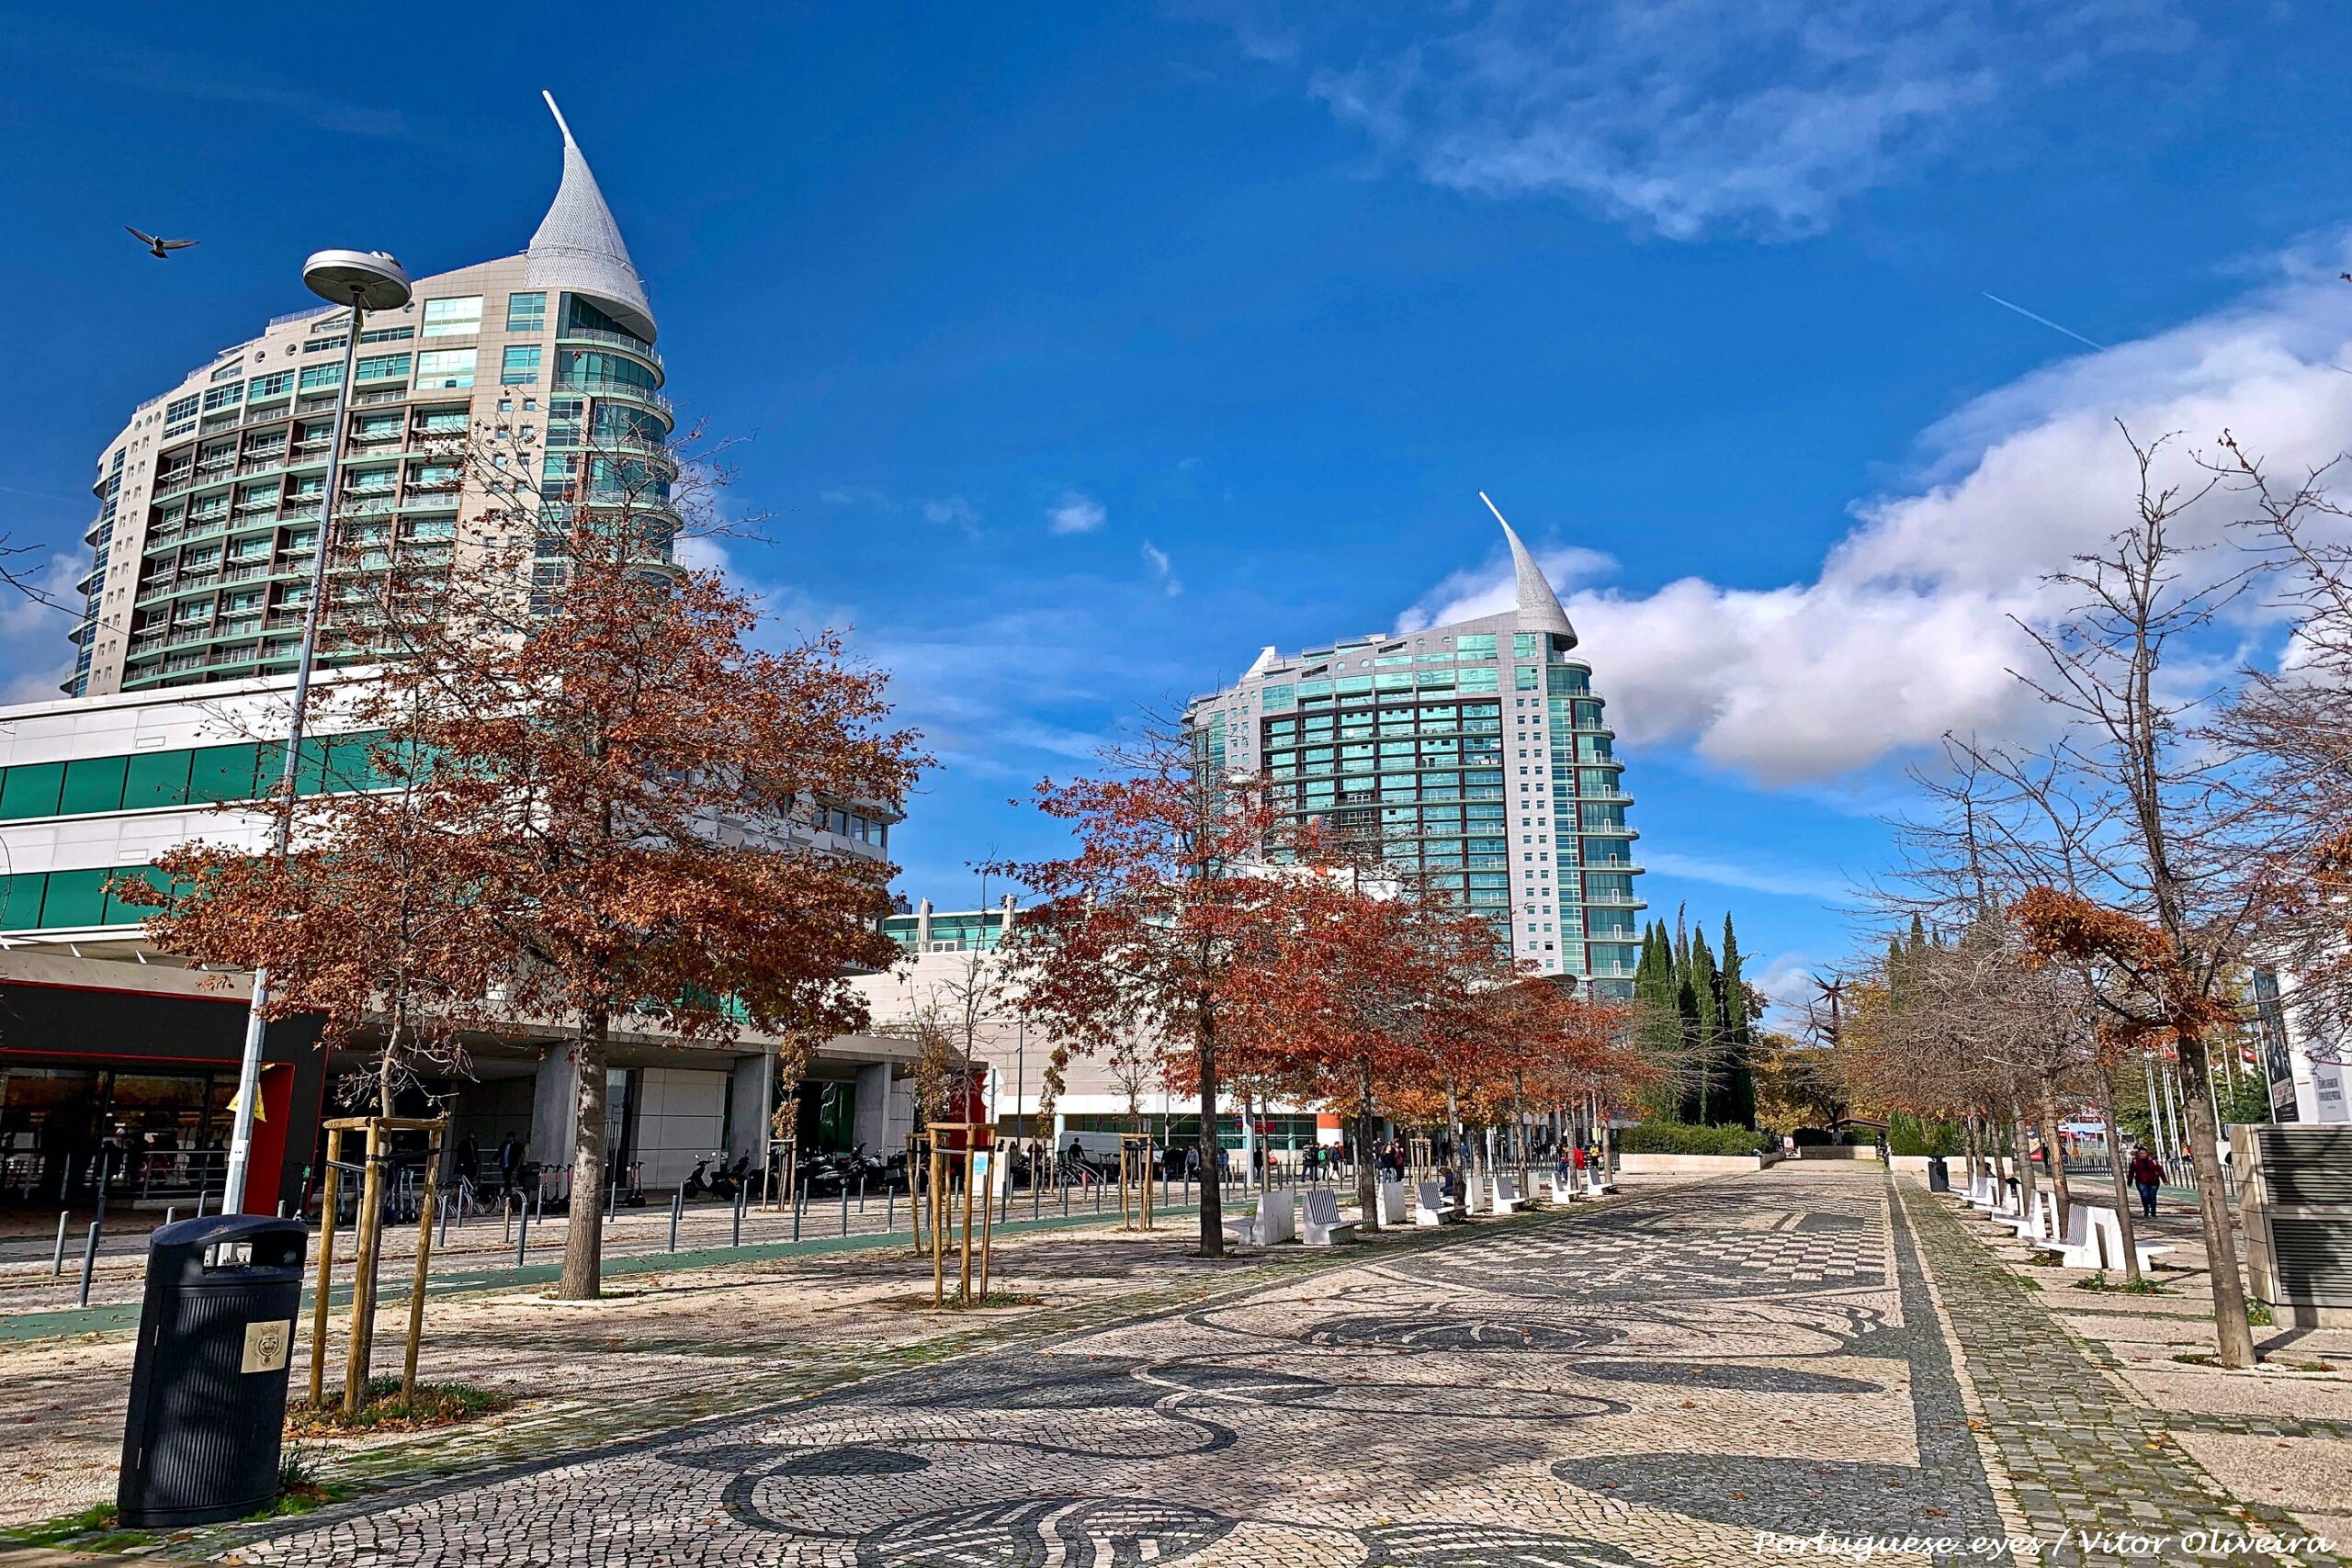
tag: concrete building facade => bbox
[1182,513,1646,993]
[67,95,673,698]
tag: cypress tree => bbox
[1716,914,1758,1129]
[1690,929,1721,1122]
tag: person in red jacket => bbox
[2128,1146,2164,1219]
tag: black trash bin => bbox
[1927,1156,1951,1192]
[118,1213,308,1529]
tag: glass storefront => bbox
[0,1065,234,1205]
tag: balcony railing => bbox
[353,388,408,408]
[552,377,673,417]
[555,325,663,370]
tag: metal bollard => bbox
[669,1189,683,1252]
[1061,1180,1069,1217]
[76,1221,100,1307]
[533,1186,543,1225]
[840,1186,850,1238]
[887,1189,896,1232]
[793,1189,804,1244]
[731,1187,744,1248]
[439,1192,451,1249]
[1093,1180,1102,1214]
[51,1211,69,1277]
[163,1207,176,1230]
[515,1202,530,1269]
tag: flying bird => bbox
[124,226,198,259]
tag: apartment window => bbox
[356,353,411,380]
[297,364,342,391]
[422,297,483,337]
[201,382,243,412]
[209,360,243,383]
[501,344,542,385]
[249,370,292,400]
[505,292,547,333]
[358,325,414,344]
[416,349,476,390]
[164,395,198,425]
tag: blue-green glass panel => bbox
[187,744,263,805]
[40,869,109,928]
[124,751,192,818]
[59,755,128,816]
[0,872,43,929]
[0,762,64,819]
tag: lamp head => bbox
[301,249,412,311]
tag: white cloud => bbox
[1141,541,1183,596]
[1643,849,1854,904]
[1047,491,1108,536]
[0,553,89,704]
[1398,242,2352,784]
[1749,950,1823,1029]
[1284,1,2188,241]
[922,495,982,536]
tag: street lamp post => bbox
[220,250,413,1214]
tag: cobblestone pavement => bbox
[204,1166,2044,1567]
[1899,1183,2346,1567]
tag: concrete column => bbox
[528,1048,580,1168]
[730,1051,774,1168]
[854,1062,891,1153]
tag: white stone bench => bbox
[1412,1179,1464,1227]
[1582,1166,1616,1197]
[1223,1188,1296,1247]
[1542,1171,1579,1204]
[1489,1174,1526,1214]
[2086,1205,2172,1270]
[1300,1186,1359,1247]
[2031,1201,2096,1265]
[1997,1190,2056,1243]
[1374,1179,1408,1227]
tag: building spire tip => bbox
[541,90,574,146]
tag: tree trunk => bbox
[1193,1012,1222,1258]
[1355,1070,1379,1233]
[2098,1065,2143,1284]
[2037,1082,2072,1239]
[2175,1034,2256,1368]
[557,1010,609,1300]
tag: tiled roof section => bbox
[526,91,657,342]
[1498,513,1577,647]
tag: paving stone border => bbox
[1895,1179,2344,1567]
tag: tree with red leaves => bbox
[134,460,925,1300]
[995,726,1301,1257]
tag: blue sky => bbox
[6,2,2352,1013]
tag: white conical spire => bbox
[1479,491,1577,648]
[526,91,657,342]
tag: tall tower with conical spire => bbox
[1184,502,1645,991]
[67,94,675,697]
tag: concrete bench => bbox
[2086,1205,2171,1270]
[1489,1174,1526,1214]
[1412,1179,1464,1227]
[1300,1186,1359,1247]
[1374,1179,1408,1227]
[1542,1171,1579,1204]
[1997,1190,2056,1243]
[1224,1188,1296,1247]
[1582,1166,1617,1197]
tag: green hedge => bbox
[1887,1112,1963,1156]
[1618,1121,1773,1156]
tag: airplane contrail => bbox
[1981,291,2107,351]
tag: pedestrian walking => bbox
[2129,1145,2163,1219]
